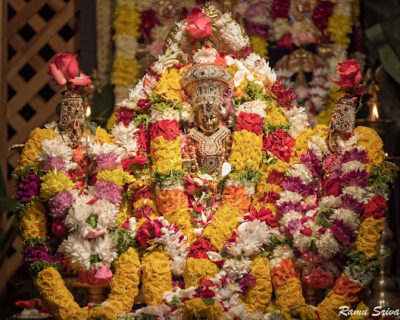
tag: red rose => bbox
[235,112,263,135]
[51,219,68,237]
[263,128,295,162]
[330,59,364,95]
[245,207,277,227]
[137,219,164,248]
[149,119,180,141]
[363,194,386,219]
[270,80,295,106]
[185,8,212,40]
[188,238,217,259]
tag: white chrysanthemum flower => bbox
[269,244,295,269]
[341,160,366,175]
[64,194,92,231]
[92,234,118,267]
[331,208,360,230]
[342,186,368,203]
[293,230,310,252]
[308,135,329,159]
[214,13,249,51]
[315,230,340,258]
[338,134,360,151]
[152,52,180,75]
[180,102,195,123]
[59,234,92,270]
[221,258,252,281]
[243,53,276,83]
[320,195,342,209]
[150,108,180,123]
[38,136,77,170]
[285,106,310,138]
[222,304,247,320]
[280,210,303,227]
[127,74,157,106]
[193,47,218,64]
[112,122,139,159]
[91,199,119,230]
[287,163,314,184]
[115,35,138,58]
[236,99,267,118]
[216,281,242,310]
[276,191,303,206]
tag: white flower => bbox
[308,135,329,159]
[92,234,118,267]
[214,13,249,51]
[320,196,342,209]
[276,191,303,206]
[293,230,310,252]
[115,35,138,58]
[111,122,139,159]
[59,234,92,270]
[180,102,194,123]
[126,217,137,236]
[221,162,232,178]
[342,186,368,203]
[236,99,267,118]
[150,108,180,123]
[221,258,252,281]
[91,199,119,231]
[64,193,92,232]
[280,210,303,227]
[331,208,360,230]
[287,164,314,184]
[338,134,360,151]
[38,136,77,170]
[341,160,366,175]
[243,53,276,84]
[222,304,247,320]
[315,230,340,258]
[285,106,310,138]
[193,47,218,64]
[269,244,295,269]
[127,74,157,106]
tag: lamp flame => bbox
[371,103,379,121]
[85,105,91,118]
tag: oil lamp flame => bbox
[85,105,91,118]
[371,103,379,121]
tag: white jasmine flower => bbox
[221,258,252,281]
[150,108,180,123]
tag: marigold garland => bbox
[354,126,386,168]
[354,217,385,258]
[156,189,189,214]
[221,185,251,214]
[183,257,219,287]
[163,208,195,243]
[229,130,263,171]
[96,168,135,186]
[20,201,47,240]
[183,297,223,320]
[150,136,182,174]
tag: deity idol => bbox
[14,4,390,320]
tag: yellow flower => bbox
[141,249,172,306]
[133,198,157,212]
[327,14,353,48]
[155,68,184,103]
[293,125,328,161]
[316,86,344,125]
[35,267,83,320]
[202,205,243,250]
[87,307,116,320]
[115,199,132,227]
[40,171,73,199]
[354,126,385,168]
[97,168,135,186]
[163,208,195,242]
[18,128,58,168]
[20,201,47,240]
[275,278,305,310]
[250,35,268,59]
[96,127,114,145]
[183,258,219,287]
[183,297,223,320]
[150,136,182,173]
[354,217,385,258]
[244,256,272,313]
[265,104,288,126]
[112,4,140,38]
[348,301,370,320]
[111,56,140,87]
[108,247,140,314]
[229,130,263,171]
[317,291,349,320]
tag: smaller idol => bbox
[183,63,232,174]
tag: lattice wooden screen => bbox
[0,0,80,293]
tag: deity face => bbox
[197,103,221,134]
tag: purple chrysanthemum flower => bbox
[340,169,369,188]
[301,150,322,176]
[49,190,74,218]
[340,148,368,164]
[96,153,121,172]
[277,201,304,217]
[341,194,363,214]
[94,181,122,206]
[16,173,41,203]
[331,219,355,246]
[238,272,256,294]
[42,156,67,173]
[285,219,303,236]
[282,176,316,196]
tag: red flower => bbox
[134,205,154,219]
[266,170,285,185]
[15,300,38,309]
[200,288,215,298]
[300,227,313,236]
[259,191,280,204]
[363,194,386,219]
[270,80,295,106]
[302,267,334,289]
[115,107,135,127]
[48,52,91,86]
[137,99,151,110]
[245,207,277,227]
[149,119,180,141]
[132,153,148,165]
[185,8,212,40]
[140,10,160,40]
[272,0,290,19]
[51,219,68,237]
[263,128,295,162]
[235,112,263,135]
[135,123,150,153]
[323,177,342,197]
[278,34,293,51]
[330,59,364,95]
[137,219,164,248]
[188,238,217,259]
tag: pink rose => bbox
[185,8,212,40]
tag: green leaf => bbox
[86,214,98,228]
[86,119,98,135]
[201,298,215,306]
[315,211,332,227]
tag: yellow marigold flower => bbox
[293,124,328,161]
[142,249,172,306]
[96,127,114,145]
[317,291,349,320]
[35,267,83,320]
[229,130,263,171]
[108,247,140,314]
[354,126,385,168]
[163,208,195,243]
[134,198,157,212]
[275,277,305,309]
[111,56,140,87]
[115,199,132,227]
[40,171,73,199]
[150,136,182,174]
[281,303,317,320]
[265,104,288,126]
[18,128,58,168]
[317,86,344,125]
[97,168,135,186]
[20,201,47,240]
[202,205,243,250]
[183,258,219,287]
[348,301,370,320]
[112,4,140,38]
[327,14,353,48]
[354,217,385,258]
[87,307,116,320]
[250,35,268,59]
[244,256,272,313]
[155,68,184,103]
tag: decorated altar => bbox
[12,3,395,320]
